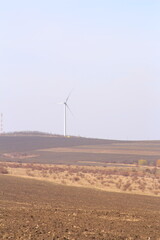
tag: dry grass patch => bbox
[0,162,160,196]
[39,146,160,156]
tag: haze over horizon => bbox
[0,1,160,140]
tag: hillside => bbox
[0,133,160,166]
[0,134,160,239]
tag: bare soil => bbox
[0,175,160,240]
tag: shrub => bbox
[121,171,129,177]
[138,159,148,166]
[73,176,80,182]
[152,190,159,195]
[26,170,34,177]
[150,167,157,175]
[122,182,131,191]
[61,180,66,185]
[138,182,146,191]
[116,182,121,189]
[156,159,160,167]
[0,167,9,174]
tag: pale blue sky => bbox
[0,0,160,140]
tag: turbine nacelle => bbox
[58,91,73,137]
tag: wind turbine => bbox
[59,92,73,137]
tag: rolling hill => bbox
[0,132,160,166]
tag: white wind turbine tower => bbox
[59,92,73,137]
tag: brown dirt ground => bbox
[0,175,160,240]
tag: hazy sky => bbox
[0,0,160,140]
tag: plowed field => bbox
[0,175,160,240]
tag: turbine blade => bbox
[65,89,73,103]
[66,104,74,116]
